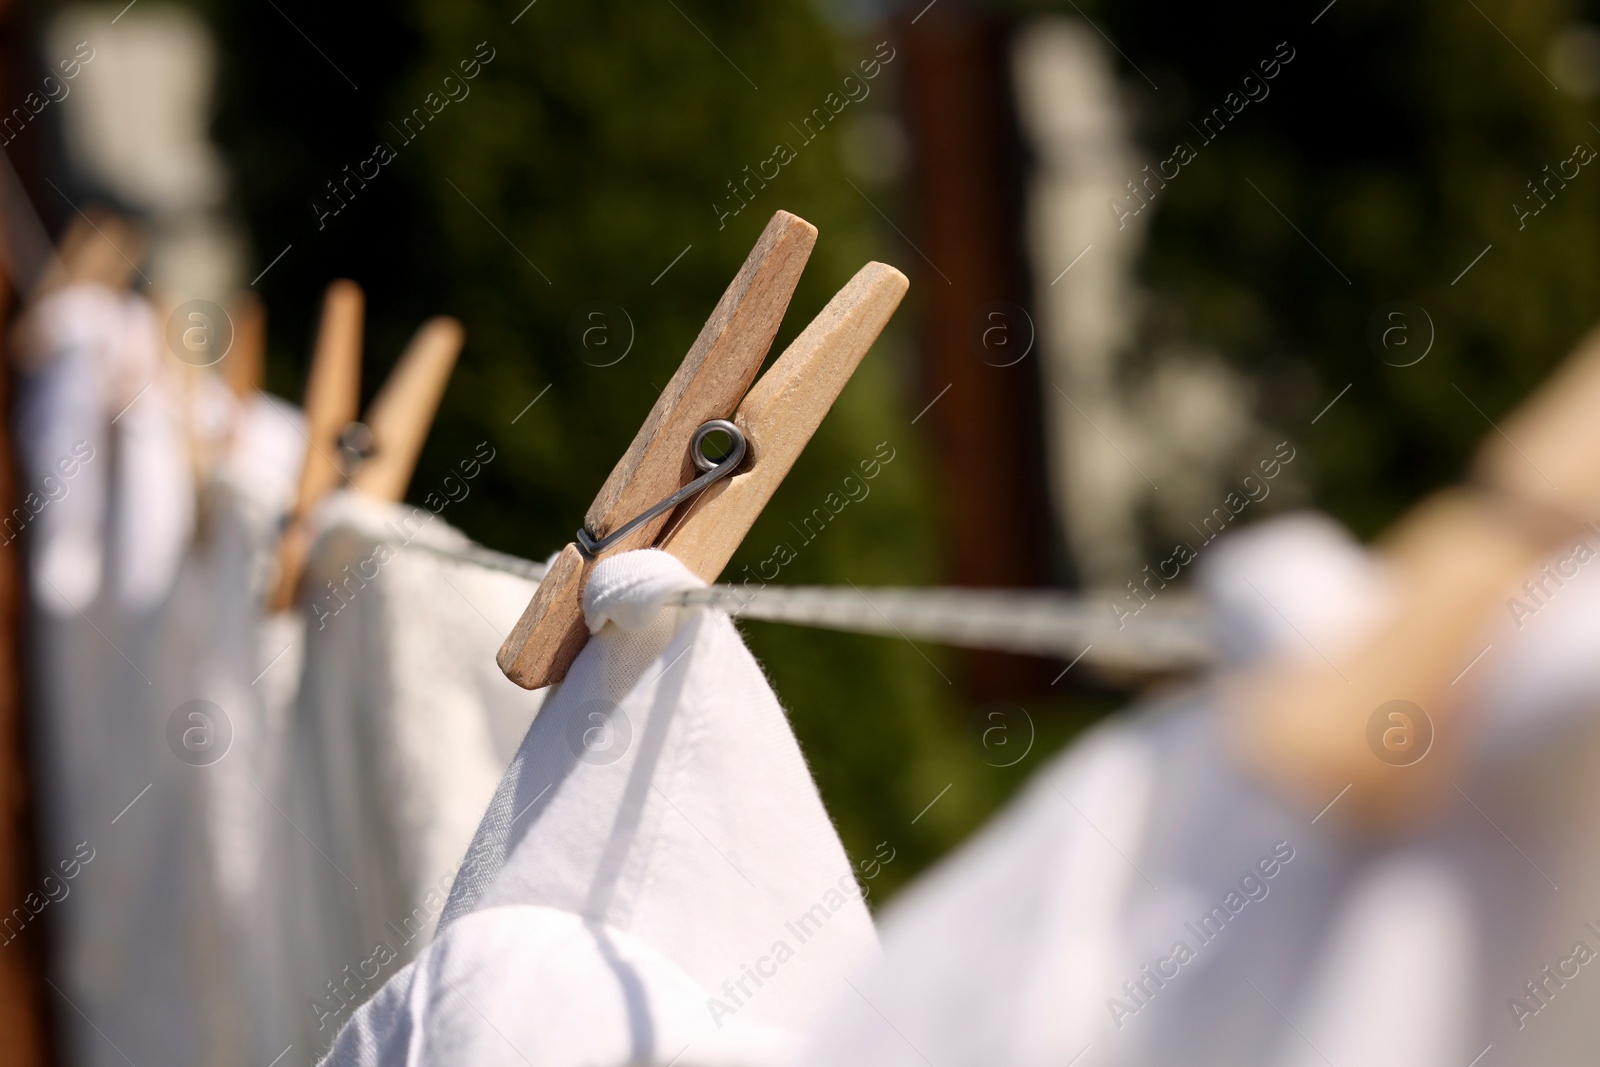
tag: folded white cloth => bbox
[322,548,877,1066]
[791,511,1600,1067]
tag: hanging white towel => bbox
[321,548,878,1067]
[274,491,548,1060]
[157,389,308,1066]
[790,510,1600,1067]
[14,283,119,612]
[16,281,220,1067]
[107,290,193,612]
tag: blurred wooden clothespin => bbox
[224,290,266,400]
[269,279,464,611]
[497,209,909,690]
[30,210,143,300]
[1231,320,1600,828]
[10,211,144,373]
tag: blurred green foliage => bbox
[206,0,1597,902]
[1093,0,1600,539]
[208,0,1094,900]
[201,0,1600,899]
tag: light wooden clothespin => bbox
[497,210,909,689]
[224,290,266,400]
[269,280,464,610]
[1231,320,1600,827]
[11,211,144,373]
[349,316,464,501]
[31,210,144,299]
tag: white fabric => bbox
[108,292,192,612]
[792,510,1600,1067]
[323,548,877,1067]
[16,282,217,1066]
[14,282,189,613]
[281,491,547,1060]
[160,391,307,1065]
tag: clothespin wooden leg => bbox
[659,261,908,579]
[497,213,910,692]
[497,210,819,688]
[350,316,464,503]
[225,291,265,400]
[269,279,363,611]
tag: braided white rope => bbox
[388,531,1215,672]
[667,585,1213,671]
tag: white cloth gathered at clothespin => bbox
[790,511,1600,1067]
[322,548,877,1067]
[16,281,193,614]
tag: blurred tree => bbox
[1078,0,1600,539]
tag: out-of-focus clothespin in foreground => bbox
[1230,322,1600,827]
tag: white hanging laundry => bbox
[14,280,195,613]
[273,490,549,1061]
[320,548,878,1067]
[15,281,219,1067]
[107,289,193,612]
[157,388,307,1065]
[13,283,119,611]
[789,510,1600,1067]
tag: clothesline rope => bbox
[386,526,1215,670]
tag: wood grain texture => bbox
[351,316,463,502]
[660,262,908,581]
[585,211,817,540]
[495,543,591,688]
[497,211,817,689]
[269,279,363,611]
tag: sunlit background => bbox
[2,0,1597,1061]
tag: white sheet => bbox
[321,548,877,1066]
[160,390,307,1065]
[791,511,1600,1067]
[277,491,548,1061]
[17,282,216,1066]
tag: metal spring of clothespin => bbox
[337,420,378,476]
[576,419,746,559]
[497,209,910,690]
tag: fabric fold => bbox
[324,548,876,1067]
[790,510,1600,1067]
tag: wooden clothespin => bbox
[31,210,143,300]
[497,210,909,689]
[1231,320,1600,827]
[11,211,144,373]
[270,280,363,611]
[349,316,464,501]
[224,290,266,400]
[268,280,464,610]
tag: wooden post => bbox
[898,3,1058,699]
[0,270,50,1067]
[0,1,55,1058]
